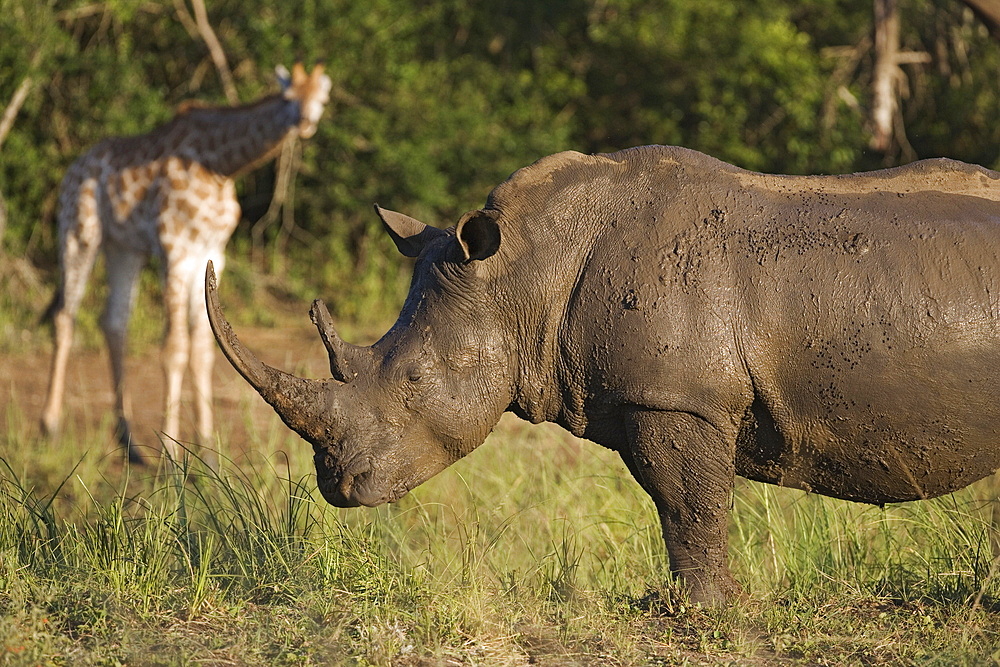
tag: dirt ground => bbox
[0,320,330,458]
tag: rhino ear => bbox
[374,204,446,258]
[456,209,501,262]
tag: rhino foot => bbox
[678,570,742,607]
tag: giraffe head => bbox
[277,63,332,139]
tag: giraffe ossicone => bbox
[41,63,332,464]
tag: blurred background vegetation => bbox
[2,0,1000,328]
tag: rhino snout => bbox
[314,451,397,508]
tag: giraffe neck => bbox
[170,94,303,177]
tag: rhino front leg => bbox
[623,410,740,605]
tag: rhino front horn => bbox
[204,261,332,445]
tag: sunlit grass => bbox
[731,477,1000,602]
[3,388,1000,664]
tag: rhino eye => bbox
[407,369,422,383]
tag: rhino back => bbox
[511,147,1000,505]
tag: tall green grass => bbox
[2,393,1000,663]
[731,478,1000,602]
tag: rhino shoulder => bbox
[488,145,734,206]
[497,150,608,190]
[486,150,614,211]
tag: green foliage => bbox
[2,0,1000,328]
[897,0,1000,167]
[579,0,864,172]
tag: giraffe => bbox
[41,63,332,463]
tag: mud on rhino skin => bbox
[206,145,1000,604]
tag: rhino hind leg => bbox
[622,410,740,605]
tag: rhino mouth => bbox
[316,474,362,508]
[315,452,405,508]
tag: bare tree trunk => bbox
[869,0,931,158]
[871,0,900,152]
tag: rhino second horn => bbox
[310,298,364,383]
[204,261,332,445]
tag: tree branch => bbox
[0,76,34,152]
[0,74,35,250]
[179,0,239,105]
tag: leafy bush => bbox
[2,0,999,326]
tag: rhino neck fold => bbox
[503,249,594,431]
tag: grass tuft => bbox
[2,390,1000,662]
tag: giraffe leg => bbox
[187,187,239,465]
[101,244,146,464]
[161,257,193,461]
[189,253,222,458]
[42,186,101,438]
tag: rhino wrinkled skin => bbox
[206,145,1000,604]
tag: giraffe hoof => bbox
[40,417,60,440]
[115,418,146,465]
[127,445,146,466]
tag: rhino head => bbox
[205,205,512,508]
